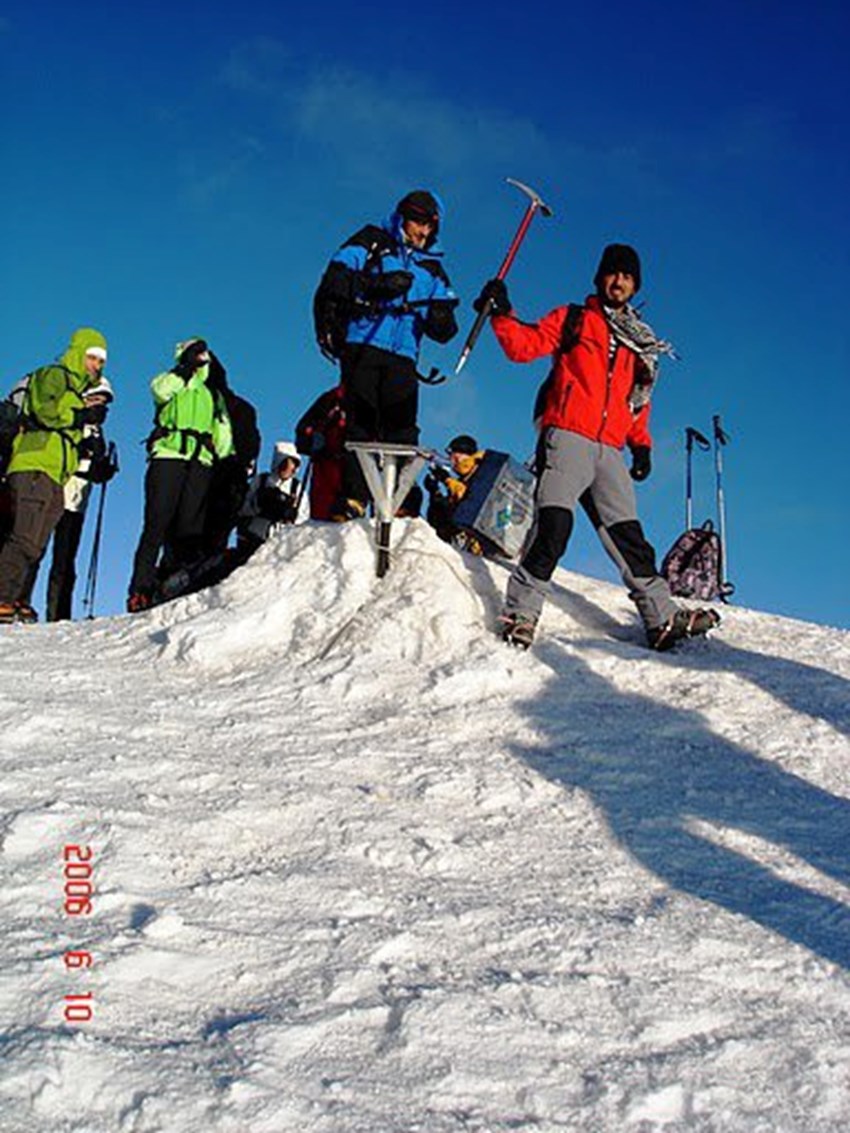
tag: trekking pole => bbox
[712,415,731,593]
[684,426,710,529]
[82,442,117,619]
[82,485,108,619]
[454,178,553,375]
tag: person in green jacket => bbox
[127,337,234,612]
[0,327,108,625]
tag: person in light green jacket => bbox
[127,337,234,611]
[0,327,108,624]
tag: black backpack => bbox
[0,398,21,475]
[223,390,261,471]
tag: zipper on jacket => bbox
[396,242,415,356]
[597,340,618,442]
[558,380,573,419]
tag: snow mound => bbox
[132,520,510,672]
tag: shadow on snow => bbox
[514,600,850,969]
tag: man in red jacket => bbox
[476,243,719,651]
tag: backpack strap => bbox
[342,225,395,274]
[19,365,82,480]
[146,404,215,462]
[533,304,585,427]
[558,303,584,355]
[19,364,76,429]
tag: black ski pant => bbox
[46,509,86,622]
[129,458,213,597]
[339,343,419,507]
[203,458,249,555]
[0,471,65,607]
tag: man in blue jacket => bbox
[313,189,459,519]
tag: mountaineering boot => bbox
[500,612,538,650]
[647,607,720,652]
[127,591,154,614]
[452,530,485,556]
[156,568,191,604]
[0,601,38,625]
[329,497,367,523]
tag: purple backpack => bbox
[661,520,730,601]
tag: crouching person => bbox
[234,442,301,562]
[424,434,488,554]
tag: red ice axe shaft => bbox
[454,177,553,375]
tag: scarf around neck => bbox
[602,303,678,413]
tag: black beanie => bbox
[397,190,440,227]
[447,434,478,456]
[593,243,642,293]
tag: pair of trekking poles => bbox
[679,415,734,599]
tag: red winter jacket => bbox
[295,385,346,520]
[492,295,652,450]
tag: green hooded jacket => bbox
[8,327,108,486]
[147,337,234,467]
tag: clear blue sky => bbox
[2,1,848,628]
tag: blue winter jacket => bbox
[316,200,458,363]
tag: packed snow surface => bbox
[1,519,848,1132]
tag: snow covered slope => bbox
[1,519,848,1132]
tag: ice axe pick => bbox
[454,177,553,375]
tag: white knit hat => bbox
[271,441,300,474]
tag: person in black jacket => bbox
[202,353,261,555]
[235,442,302,561]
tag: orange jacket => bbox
[492,295,652,450]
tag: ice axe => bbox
[454,177,553,375]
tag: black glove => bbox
[361,270,414,301]
[473,278,511,317]
[73,404,107,428]
[315,305,347,361]
[422,298,459,344]
[426,464,453,491]
[630,445,652,481]
[78,431,107,462]
[173,339,209,379]
[87,452,118,484]
[259,486,297,524]
[423,473,439,495]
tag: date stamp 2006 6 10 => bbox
[62,844,94,1024]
